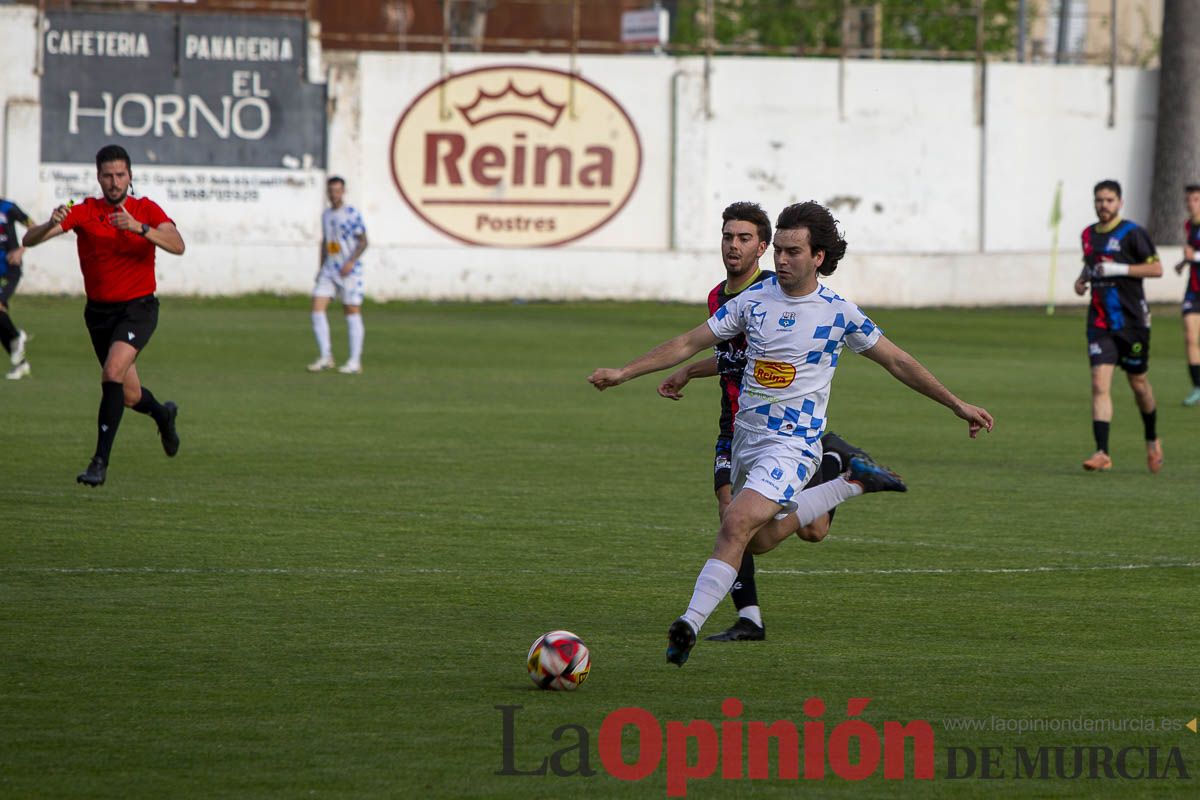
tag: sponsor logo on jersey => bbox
[1106,238,1121,252]
[753,359,796,388]
[391,65,642,247]
[778,312,796,329]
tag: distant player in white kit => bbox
[589,201,994,666]
[310,176,368,374]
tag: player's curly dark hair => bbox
[1185,184,1200,194]
[775,201,848,276]
[95,144,131,171]
[721,201,771,245]
[1094,179,1122,198]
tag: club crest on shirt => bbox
[1106,237,1121,252]
[753,359,796,388]
[777,312,796,329]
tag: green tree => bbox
[670,0,1019,56]
[1149,0,1200,243]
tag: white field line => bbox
[2,562,1198,578]
[758,561,1200,577]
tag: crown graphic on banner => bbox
[455,81,566,127]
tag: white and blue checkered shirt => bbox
[706,276,882,443]
[321,205,367,274]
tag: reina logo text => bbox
[391,65,642,248]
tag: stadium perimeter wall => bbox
[2,6,1187,307]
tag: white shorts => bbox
[313,269,364,306]
[731,426,823,518]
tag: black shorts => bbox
[0,265,20,306]
[1184,288,1200,316]
[84,294,159,365]
[713,437,733,492]
[1087,327,1149,374]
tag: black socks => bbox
[0,311,17,352]
[730,550,758,611]
[1141,408,1157,442]
[94,381,125,464]
[132,386,169,426]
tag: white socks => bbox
[346,314,364,365]
[789,476,863,528]
[681,558,739,634]
[311,311,331,360]
[738,605,763,627]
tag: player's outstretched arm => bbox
[589,323,720,391]
[22,205,70,247]
[657,356,719,400]
[861,335,994,438]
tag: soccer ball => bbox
[526,630,591,691]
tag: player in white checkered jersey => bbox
[588,201,993,667]
[309,176,368,374]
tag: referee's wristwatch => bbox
[139,223,150,236]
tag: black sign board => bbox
[41,11,325,168]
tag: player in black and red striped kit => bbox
[1173,184,1200,406]
[0,197,33,379]
[1073,179,1163,473]
[656,201,873,642]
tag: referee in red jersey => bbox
[24,144,185,486]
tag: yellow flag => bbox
[1049,181,1062,227]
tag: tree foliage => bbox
[669,0,1020,56]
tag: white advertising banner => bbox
[357,53,669,250]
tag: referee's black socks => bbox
[94,381,125,464]
[132,386,169,426]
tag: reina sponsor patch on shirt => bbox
[753,360,796,388]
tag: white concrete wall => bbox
[984,63,1159,253]
[6,20,1190,307]
[1,5,40,198]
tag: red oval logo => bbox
[390,65,643,248]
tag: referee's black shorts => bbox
[84,294,159,364]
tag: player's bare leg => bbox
[668,489,780,666]
[1127,372,1161,473]
[1084,364,1115,471]
[708,478,830,642]
[1183,315,1200,406]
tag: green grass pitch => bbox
[1,296,1197,798]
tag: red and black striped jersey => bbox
[1080,219,1156,331]
[707,269,774,439]
[1185,218,1200,296]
